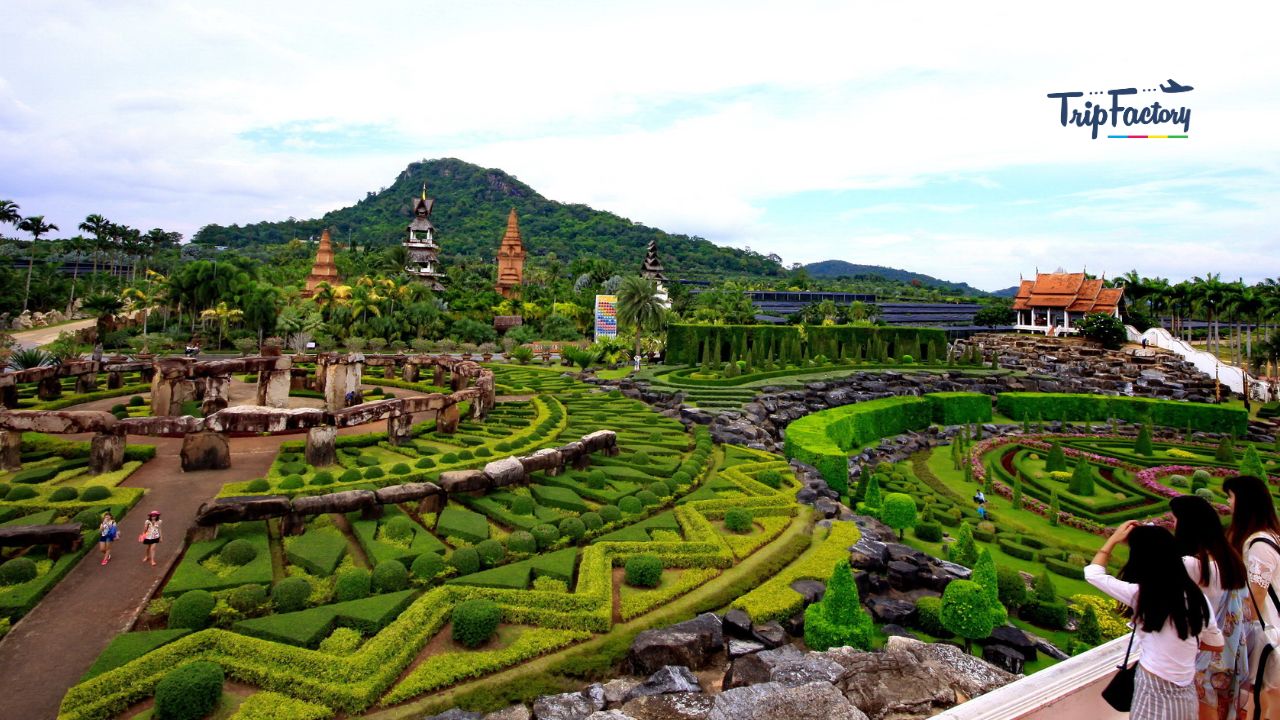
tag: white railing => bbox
[936,635,1134,720]
[1127,326,1271,400]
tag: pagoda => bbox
[302,228,341,297]
[1011,271,1124,336]
[405,183,445,291]
[495,208,527,298]
[640,239,670,306]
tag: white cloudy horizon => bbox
[2,0,1278,292]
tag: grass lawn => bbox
[595,367,633,380]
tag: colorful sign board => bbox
[594,294,618,339]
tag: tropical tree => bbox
[81,294,123,345]
[121,285,162,339]
[616,275,666,365]
[0,199,19,228]
[200,302,245,349]
[17,215,58,312]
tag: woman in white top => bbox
[1086,520,1225,720]
[1226,474,1280,720]
[1171,494,1250,720]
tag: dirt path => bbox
[9,318,97,349]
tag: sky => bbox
[1,1,1278,292]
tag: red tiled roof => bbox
[1011,273,1124,314]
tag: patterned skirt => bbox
[1198,588,1249,720]
[1133,665,1198,720]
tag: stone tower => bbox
[495,208,527,298]
[641,239,670,307]
[405,183,445,291]
[302,228,341,297]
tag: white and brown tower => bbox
[405,183,445,291]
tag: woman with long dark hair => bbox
[1087,520,1224,719]
[1225,475,1280,719]
[1172,494,1250,720]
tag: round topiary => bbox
[724,508,753,534]
[624,554,663,588]
[228,583,268,613]
[1168,474,1190,488]
[458,450,474,460]
[580,512,603,531]
[364,467,385,480]
[586,470,608,490]
[334,567,372,602]
[128,395,145,407]
[647,481,671,497]
[154,661,223,720]
[110,404,127,415]
[0,483,9,498]
[507,531,537,554]
[272,577,312,612]
[441,453,459,464]
[914,595,949,636]
[74,508,104,528]
[48,486,79,502]
[338,469,362,483]
[914,521,943,542]
[5,486,37,501]
[1195,488,1216,501]
[531,524,560,550]
[311,470,334,485]
[451,598,501,648]
[635,490,660,507]
[390,463,411,476]
[599,505,622,523]
[280,476,305,489]
[475,447,492,458]
[372,560,410,593]
[220,538,257,566]
[475,539,506,567]
[246,478,270,492]
[619,496,643,514]
[80,485,111,502]
[411,551,445,581]
[415,457,436,469]
[630,451,650,466]
[510,496,535,516]
[0,557,38,585]
[450,547,481,576]
[671,471,692,487]
[356,455,379,467]
[169,590,216,630]
[383,516,417,543]
[559,517,586,542]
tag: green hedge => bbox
[783,397,933,491]
[164,523,273,597]
[437,506,491,545]
[995,393,1247,435]
[927,392,993,425]
[284,528,348,576]
[82,629,193,681]
[232,590,418,647]
[665,324,948,366]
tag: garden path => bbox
[9,318,96,350]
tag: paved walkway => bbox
[9,318,96,350]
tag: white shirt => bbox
[1085,563,1224,686]
[1183,555,1224,611]
[1243,531,1280,628]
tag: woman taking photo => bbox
[1087,520,1224,719]
[1225,474,1280,719]
[1171,494,1250,720]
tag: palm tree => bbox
[121,285,161,339]
[1191,273,1228,356]
[0,199,20,228]
[17,215,58,312]
[616,276,666,366]
[81,294,124,346]
[200,301,245,350]
[78,214,110,291]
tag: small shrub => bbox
[356,455,379,468]
[559,517,587,542]
[580,512,603,531]
[246,478,270,492]
[383,516,417,543]
[372,560,410,593]
[599,505,622,522]
[1195,488,1216,501]
[625,554,663,588]
[5,486,37,501]
[80,485,111,502]
[586,470,608,489]
[997,566,1029,609]
[415,457,436,469]
[452,598,502,648]
[311,470,334,485]
[458,450,474,461]
[220,539,257,566]
[334,568,372,601]
[338,469,362,483]
[441,453,459,464]
[619,496,643,514]
[153,661,223,720]
[169,590,216,630]
[228,584,267,613]
[450,547,481,575]
[635,490,660,507]
[1168,474,1190,488]
[128,395,145,407]
[914,595,949,636]
[724,508,754,534]
[0,557,38,585]
[364,467,385,480]
[507,531,537,554]
[49,486,79,502]
[390,463,411,476]
[475,539,506,567]
[272,577,312,612]
[411,552,445,581]
[914,521,943,542]
[279,476,305,489]
[475,447,492,458]
[510,496,535,516]
[757,470,783,489]
[531,524,560,550]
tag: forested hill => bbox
[803,259,987,295]
[193,158,784,278]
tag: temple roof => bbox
[641,239,668,283]
[1012,272,1123,313]
[497,208,525,257]
[303,229,341,296]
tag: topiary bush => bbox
[364,467,385,480]
[279,475,304,489]
[411,552,445,581]
[452,598,501,648]
[0,557,38,585]
[5,486,37,501]
[415,457,436,469]
[510,496,535,516]
[996,566,1029,609]
[635,490,660,507]
[646,481,671,498]
[586,470,608,490]
[272,577,312,612]
[334,567,372,601]
[246,478,270,492]
[153,661,223,720]
[914,595,949,637]
[458,450,474,461]
[169,590,216,630]
[311,470,334,485]
[338,469,362,483]
[128,395,145,407]
[624,554,663,588]
[79,485,111,502]
[580,512,603,531]
[914,521,943,542]
[441,453,459,464]
[618,496,643,514]
[599,505,622,523]
[383,516,417,543]
[506,531,537,555]
[531,524,560,550]
[372,560,409,593]
[724,508,753,534]
[475,539,506,567]
[48,486,79,502]
[757,469,783,489]
[228,584,268,613]
[558,517,587,542]
[220,539,257,566]
[630,451,650,466]
[390,463,411,476]
[450,547,481,576]
[356,455,379,468]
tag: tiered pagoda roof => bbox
[495,208,526,298]
[1011,272,1123,314]
[641,239,668,283]
[302,229,341,297]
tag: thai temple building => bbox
[494,208,526,299]
[302,228,341,297]
[640,239,670,307]
[1011,271,1124,335]
[405,183,446,291]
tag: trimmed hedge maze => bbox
[62,384,812,719]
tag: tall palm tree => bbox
[78,214,110,291]
[121,285,162,339]
[200,301,245,350]
[17,215,57,312]
[1191,273,1228,357]
[0,199,20,228]
[616,276,666,366]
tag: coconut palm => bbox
[121,285,162,339]
[78,214,111,290]
[0,199,19,228]
[17,215,58,312]
[81,294,123,346]
[200,302,245,350]
[617,275,666,366]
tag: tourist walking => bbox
[1171,495,1250,720]
[974,489,987,520]
[1086,520,1224,720]
[1225,475,1280,720]
[96,511,117,565]
[140,510,162,567]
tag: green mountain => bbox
[193,158,784,278]
[803,260,988,295]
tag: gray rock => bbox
[620,693,714,720]
[750,621,787,648]
[728,638,767,658]
[429,711,483,720]
[982,644,1026,675]
[725,644,846,689]
[628,614,724,674]
[485,706,533,720]
[722,609,754,639]
[624,666,702,701]
[865,597,915,625]
[603,678,642,705]
[707,681,868,720]
[533,691,600,720]
[585,712,637,720]
[985,625,1037,662]
[583,684,607,710]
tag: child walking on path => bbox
[96,512,117,565]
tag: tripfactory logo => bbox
[1047,79,1193,139]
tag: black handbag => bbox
[1101,630,1137,711]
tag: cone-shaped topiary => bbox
[941,579,995,653]
[1216,435,1237,463]
[972,548,1007,626]
[1046,442,1067,472]
[1068,460,1095,496]
[950,522,979,568]
[803,559,873,651]
[1242,444,1269,480]
[1135,424,1154,456]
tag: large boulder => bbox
[439,469,491,494]
[620,693,713,720]
[724,645,845,689]
[865,597,915,626]
[707,682,867,720]
[624,666,702,701]
[982,644,1025,675]
[627,614,723,675]
[532,687,605,720]
[983,625,1037,663]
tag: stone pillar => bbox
[387,412,412,445]
[139,365,156,384]
[0,430,22,470]
[1,385,18,409]
[180,430,231,471]
[37,376,62,400]
[107,371,123,389]
[314,356,329,392]
[433,365,445,387]
[151,360,195,416]
[402,363,419,383]
[256,356,292,409]
[89,431,125,474]
[202,374,231,415]
[436,402,460,435]
[450,372,465,392]
[384,365,395,379]
[305,425,337,467]
[323,354,364,412]
[75,373,98,393]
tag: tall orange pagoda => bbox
[302,228,341,297]
[494,208,527,298]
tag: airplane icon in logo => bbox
[1160,79,1194,93]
